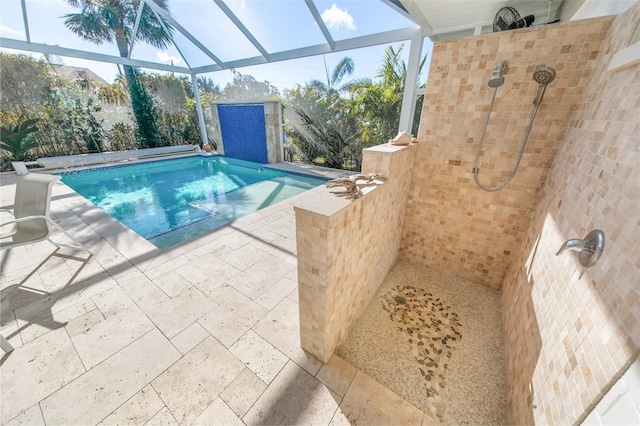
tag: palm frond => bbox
[330,57,355,88]
[377,44,405,82]
[137,2,173,49]
[63,0,173,54]
[342,78,373,94]
[63,11,111,44]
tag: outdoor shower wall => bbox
[502,4,640,425]
[401,18,610,289]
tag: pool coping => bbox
[16,153,352,182]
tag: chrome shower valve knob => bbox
[555,229,605,269]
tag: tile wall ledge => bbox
[293,141,410,218]
[363,142,416,156]
[293,179,384,218]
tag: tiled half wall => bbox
[401,17,612,289]
[295,144,415,362]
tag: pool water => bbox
[61,156,325,248]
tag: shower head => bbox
[532,65,556,106]
[488,61,508,88]
[488,71,505,88]
[533,66,556,85]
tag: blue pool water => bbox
[61,156,325,248]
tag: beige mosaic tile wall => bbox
[502,4,640,425]
[263,101,282,163]
[401,18,611,289]
[295,144,415,362]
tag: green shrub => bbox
[105,122,137,151]
[0,117,40,161]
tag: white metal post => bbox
[398,29,424,135]
[191,73,209,148]
[277,100,284,162]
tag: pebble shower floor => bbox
[337,260,507,424]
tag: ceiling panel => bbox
[24,0,120,56]
[221,0,327,54]
[0,0,27,41]
[314,0,417,41]
[168,0,261,63]
[401,0,564,39]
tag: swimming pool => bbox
[61,156,326,248]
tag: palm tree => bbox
[326,56,355,92]
[348,44,427,142]
[307,56,355,100]
[285,104,360,169]
[63,0,173,147]
[197,76,221,96]
[284,56,359,167]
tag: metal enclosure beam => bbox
[191,26,420,74]
[191,73,209,147]
[214,0,271,61]
[145,0,224,66]
[20,0,30,43]
[0,38,192,74]
[397,29,424,135]
[381,0,417,24]
[148,5,191,68]
[128,1,145,59]
[305,0,335,49]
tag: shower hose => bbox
[474,86,545,192]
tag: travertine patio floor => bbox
[0,172,435,425]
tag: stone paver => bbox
[0,175,429,426]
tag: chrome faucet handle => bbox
[555,238,588,255]
[556,230,605,268]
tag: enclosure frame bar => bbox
[191,73,209,148]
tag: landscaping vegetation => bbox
[1,0,426,173]
[0,45,424,173]
[285,45,426,170]
[1,2,425,172]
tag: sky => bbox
[0,0,433,92]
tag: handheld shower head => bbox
[533,66,556,85]
[532,66,556,106]
[488,61,508,88]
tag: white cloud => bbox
[157,52,183,65]
[321,4,356,31]
[0,24,24,37]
